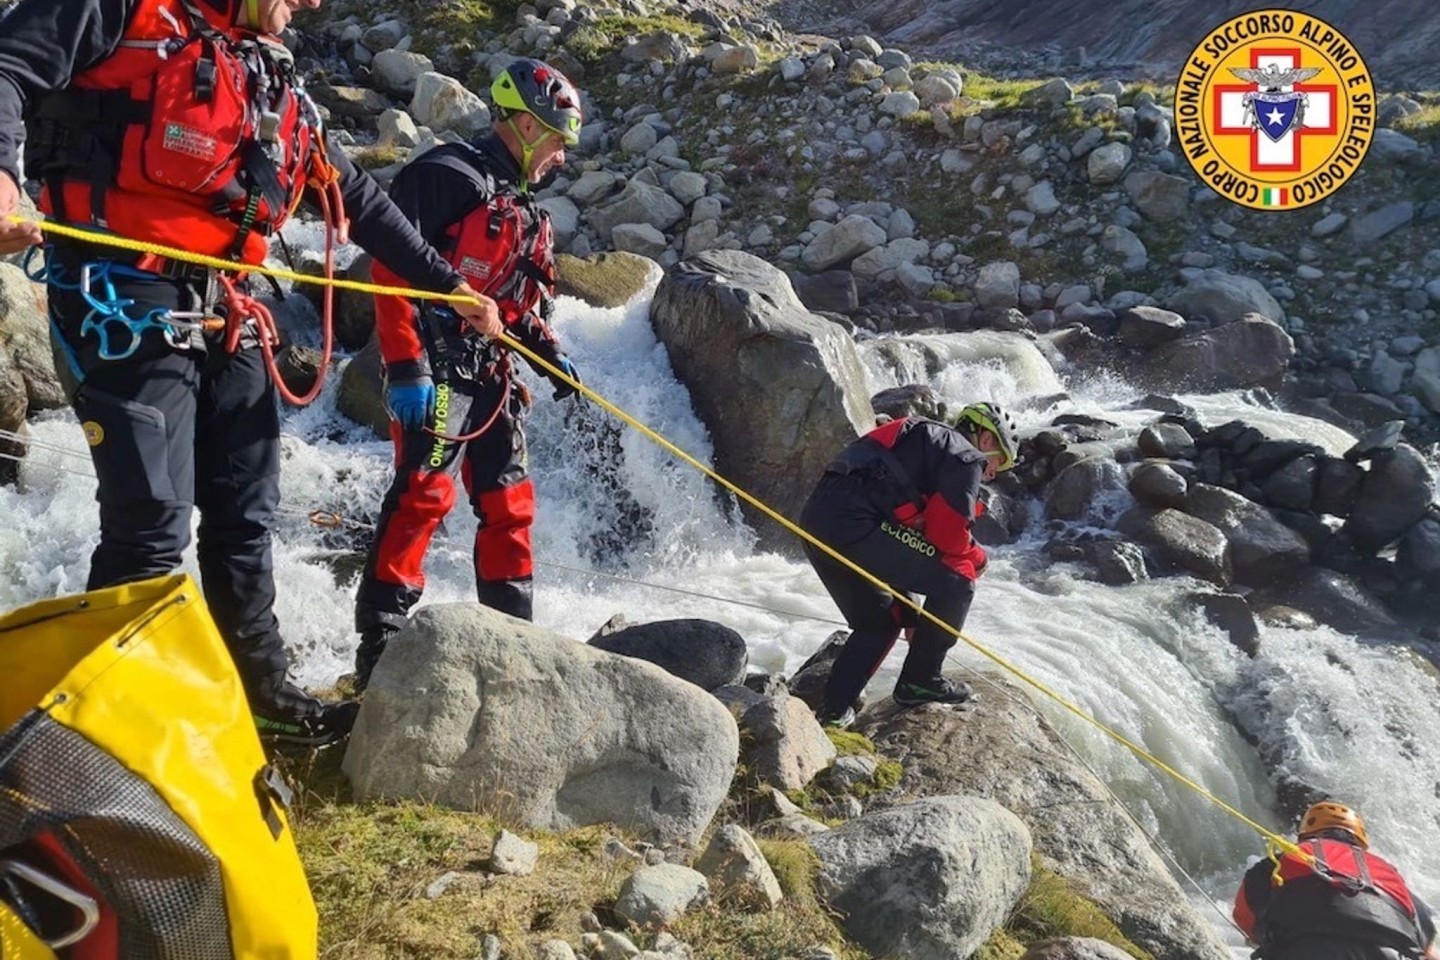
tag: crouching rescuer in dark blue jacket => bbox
[800,402,1021,728]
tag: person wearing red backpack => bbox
[0,0,501,745]
[351,58,584,690]
[799,403,1021,729]
[1233,801,1440,960]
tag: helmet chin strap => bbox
[504,115,554,193]
[236,0,263,28]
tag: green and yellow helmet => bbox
[491,58,583,146]
[953,402,1021,472]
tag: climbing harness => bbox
[21,162,346,405]
[23,247,222,361]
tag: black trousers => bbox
[801,473,976,716]
[47,251,288,693]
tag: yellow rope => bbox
[9,216,477,303]
[12,212,1311,862]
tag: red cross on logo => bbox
[1211,47,1338,173]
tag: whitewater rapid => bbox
[3,278,1438,958]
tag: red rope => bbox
[217,158,348,407]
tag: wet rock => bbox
[589,619,748,691]
[1184,484,1309,586]
[871,383,942,422]
[1191,591,1261,656]
[1129,463,1188,510]
[1116,507,1232,586]
[1342,445,1436,551]
[1313,457,1365,517]
[811,796,1031,960]
[1254,569,1398,638]
[1045,459,1128,522]
[1087,540,1150,585]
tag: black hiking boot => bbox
[251,677,359,747]
[353,627,396,694]
[892,676,975,707]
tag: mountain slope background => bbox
[761,0,1440,89]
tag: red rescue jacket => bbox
[372,138,565,386]
[825,417,989,579]
[25,0,322,263]
[1234,838,1429,958]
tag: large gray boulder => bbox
[0,263,64,410]
[1165,270,1283,325]
[589,179,687,243]
[588,618,747,691]
[650,251,873,551]
[811,796,1031,960]
[1116,507,1232,586]
[741,692,836,791]
[1342,444,1436,551]
[1183,484,1310,586]
[860,691,1232,960]
[801,214,888,271]
[344,604,740,844]
[336,341,388,440]
[1139,315,1294,391]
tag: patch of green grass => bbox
[352,145,406,170]
[926,286,960,302]
[1394,101,1440,147]
[824,729,877,756]
[962,73,1047,110]
[899,109,934,129]
[756,838,821,902]
[383,0,520,58]
[975,856,1153,960]
[564,14,707,65]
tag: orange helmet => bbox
[1298,801,1369,849]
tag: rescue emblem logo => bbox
[162,122,218,160]
[1175,10,1374,211]
[81,421,104,446]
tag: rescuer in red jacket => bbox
[351,59,584,691]
[1234,801,1440,960]
[0,0,500,745]
[801,402,1021,728]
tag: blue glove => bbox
[549,355,581,401]
[385,377,436,430]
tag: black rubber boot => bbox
[249,674,359,747]
[353,627,397,694]
[476,578,533,621]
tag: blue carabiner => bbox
[76,262,176,361]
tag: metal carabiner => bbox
[0,859,101,950]
[76,262,199,360]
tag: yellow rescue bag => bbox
[0,900,58,960]
[0,574,316,959]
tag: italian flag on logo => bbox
[1261,187,1289,208]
